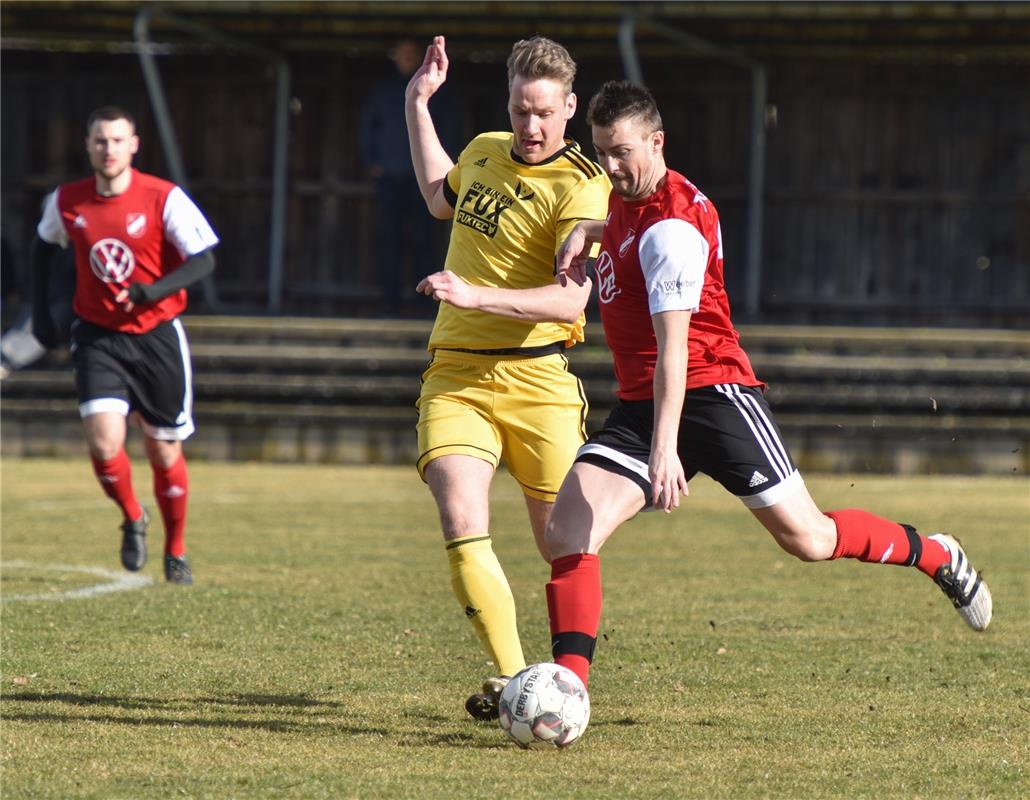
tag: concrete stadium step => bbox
[184,316,434,349]
[3,317,1027,473]
[9,371,1026,414]
[182,315,1030,359]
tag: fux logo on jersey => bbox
[455,180,515,238]
[89,238,135,283]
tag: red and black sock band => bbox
[552,631,597,663]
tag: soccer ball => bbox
[497,663,590,749]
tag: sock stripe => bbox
[446,535,491,550]
[902,524,921,567]
[552,631,597,662]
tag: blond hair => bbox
[507,36,576,94]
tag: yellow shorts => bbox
[416,348,588,501]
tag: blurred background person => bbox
[361,37,458,313]
[32,106,219,585]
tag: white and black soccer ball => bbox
[497,663,590,749]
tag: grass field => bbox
[2,458,1028,799]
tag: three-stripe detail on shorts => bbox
[713,383,793,481]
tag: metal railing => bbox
[618,11,767,319]
[134,4,291,312]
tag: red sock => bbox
[546,553,602,688]
[153,455,189,557]
[91,450,142,523]
[826,509,949,578]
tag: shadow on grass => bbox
[3,691,345,709]
[1,691,385,736]
[396,713,645,750]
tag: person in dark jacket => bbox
[361,38,457,311]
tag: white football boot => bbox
[929,534,992,631]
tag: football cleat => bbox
[464,675,510,721]
[929,534,992,631]
[119,508,149,571]
[164,554,193,586]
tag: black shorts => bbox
[576,384,802,509]
[71,317,195,441]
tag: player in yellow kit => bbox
[405,34,610,719]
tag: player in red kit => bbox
[31,106,219,585]
[542,82,992,689]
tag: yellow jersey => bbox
[430,132,611,351]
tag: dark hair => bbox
[86,106,136,135]
[586,81,662,133]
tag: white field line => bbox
[0,561,153,602]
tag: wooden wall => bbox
[2,47,1027,325]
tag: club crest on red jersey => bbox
[126,212,148,238]
[89,238,135,284]
[619,228,636,257]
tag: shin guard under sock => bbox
[153,455,189,557]
[547,553,602,688]
[446,535,526,677]
[827,508,949,578]
[91,450,142,523]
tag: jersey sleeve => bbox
[36,191,68,247]
[554,172,611,255]
[638,218,707,315]
[161,186,220,258]
[442,163,461,208]
[442,137,475,209]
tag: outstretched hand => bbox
[416,270,478,309]
[405,35,449,102]
[555,225,592,287]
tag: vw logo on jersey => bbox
[126,212,148,238]
[594,251,621,304]
[89,238,136,283]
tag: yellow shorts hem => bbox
[519,484,558,503]
[417,446,499,482]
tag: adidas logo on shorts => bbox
[748,470,769,488]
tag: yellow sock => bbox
[446,534,527,677]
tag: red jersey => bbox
[37,169,218,334]
[595,169,760,400]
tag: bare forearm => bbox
[574,219,605,245]
[651,311,692,449]
[652,347,688,448]
[405,97,454,217]
[470,282,591,323]
[466,281,591,323]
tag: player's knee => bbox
[777,526,835,562]
[89,441,121,461]
[436,501,489,540]
[86,431,123,461]
[543,516,593,560]
[145,438,181,469]
[543,516,567,558]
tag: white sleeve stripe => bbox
[638,218,707,316]
[162,186,219,258]
[36,190,68,247]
